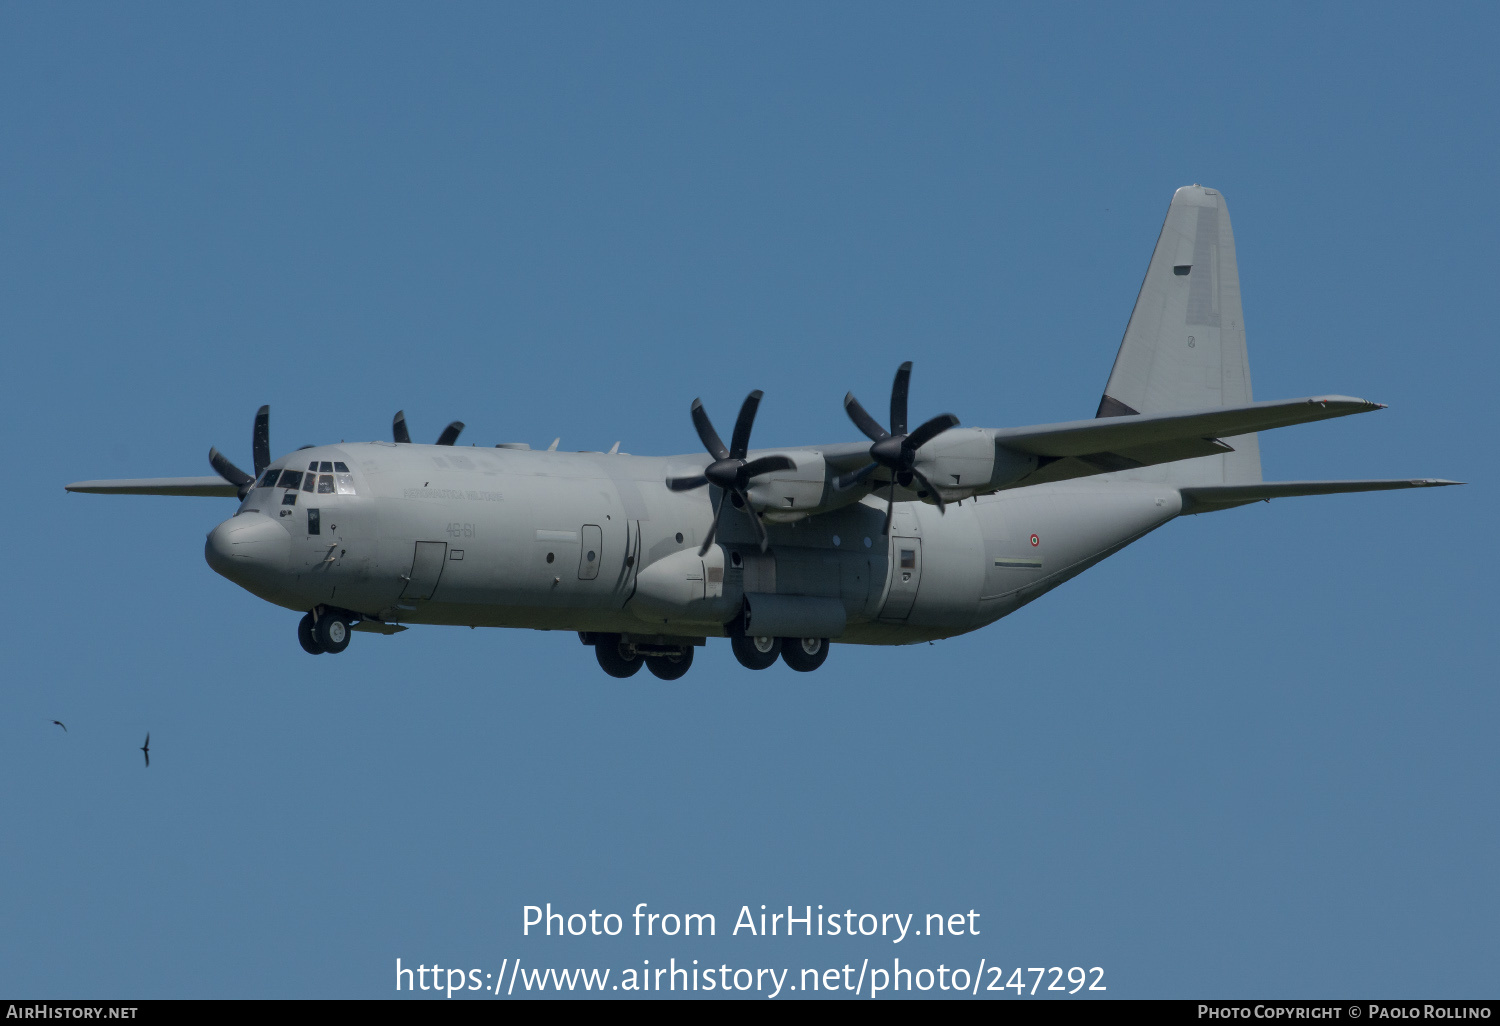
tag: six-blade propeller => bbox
[393,410,464,446]
[208,404,271,499]
[835,361,960,535]
[665,391,795,555]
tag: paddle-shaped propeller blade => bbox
[841,362,960,533]
[666,391,792,555]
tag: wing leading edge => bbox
[991,395,1384,487]
[65,476,240,497]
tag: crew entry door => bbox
[401,541,448,601]
[879,537,922,620]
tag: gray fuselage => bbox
[204,441,1181,645]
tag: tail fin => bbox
[1097,185,1262,486]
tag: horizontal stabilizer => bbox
[65,476,240,497]
[1180,478,1462,514]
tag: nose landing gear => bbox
[298,608,352,655]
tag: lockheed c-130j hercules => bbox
[68,186,1458,679]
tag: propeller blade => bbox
[883,480,896,536]
[890,361,912,436]
[436,421,464,446]
[844,392,889,443]
[905,412,960,452]
[834,462,879,491]
[737,488,770,552]
[252,405,270,477]
[690,399,730,462]
[729,390,763,460]
[209,447,254,498]
[698,494,725,556]
[908,466,947,514]
[666,474,709,491]
[741,454,795,478]
[392,411,412,444]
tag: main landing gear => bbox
[591,634,696,681]
[584,632,832,678]
[298,608,352,655]
[730,632,832,672]
[780,636,830,672]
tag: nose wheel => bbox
[298,609,351,655]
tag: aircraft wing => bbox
[65,476,240,497]
[1179,478,1462,514]
[993,395,1385,484]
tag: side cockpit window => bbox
[279,470,303,491]
[258,468,281,488]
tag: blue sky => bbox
[1,3,1493,998]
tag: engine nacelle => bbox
[908,428,1039,502]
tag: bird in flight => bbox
[141,733,150,768]
[52,720,67,732]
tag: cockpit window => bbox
[317,474,335,494]
[258,468,281,487]
[333,462,349,473]
[319,461,334,473]
[308,461,319,472]
[335,473,356,495]
[278,470,303,490]
[302,473,316,492]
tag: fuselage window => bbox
[317,474,335,494]
[334,473,356,495]
[900,548,916,569]
[279,470,303,490]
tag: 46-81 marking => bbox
[445,522,475,538]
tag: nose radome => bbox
[205,512,291,584]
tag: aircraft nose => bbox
[205,512,291,585]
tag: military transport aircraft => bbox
[67,186,1458,679]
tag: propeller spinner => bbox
[836,362,960,534]
[665,391,795,555]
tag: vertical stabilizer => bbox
[1097,186,1262,486]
